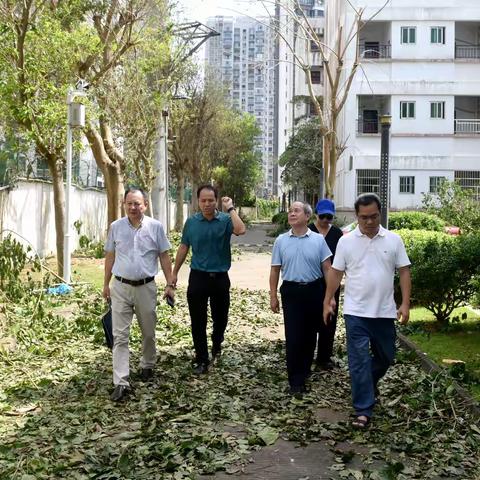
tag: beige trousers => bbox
[110,278,157,386]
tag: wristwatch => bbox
[227,206,235,213]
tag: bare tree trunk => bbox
[85,127,124,227]
[190,178,199,214]
[174,171,185,231]
[47,155,65,276]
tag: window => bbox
[310,67,323,84]
[356,169,380,195]
[454,171,480,200]
[431,26,446,44]
[399,176,415,194]
[401,26,416,44]
[429,176,446,193]
[400,101,415,119]
[430,101,445,119]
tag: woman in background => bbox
[308,198,343,370]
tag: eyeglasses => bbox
[318,214,333,220]
[358,213,380,222]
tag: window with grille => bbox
[431,26,445,44]
[454,171,480,200]
[430,101,445,119]
[356,169,380,196]
[400,101,415,119]
[401,27,416,44]
[399,176,415,194]
[310,67,323,84]
[429,176,446,193]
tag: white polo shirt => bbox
[332,226,410,318]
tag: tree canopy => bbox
[279,117,322,199]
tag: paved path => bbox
[230,222,275,250]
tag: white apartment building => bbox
[326,0,480,210]
[275,0,325,198]
[205,16,276,197]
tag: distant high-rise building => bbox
[205,16,276,197]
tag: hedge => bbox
[389,211,445,231]
[396,229,480,324]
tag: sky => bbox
[176,0,273,23]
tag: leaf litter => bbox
[0,285,479,479]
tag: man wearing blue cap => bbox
[308,198,343,370]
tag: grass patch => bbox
[404,306,480,401]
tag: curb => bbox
[398,333,480,418]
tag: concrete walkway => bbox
[187,224,384,479]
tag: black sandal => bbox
[352,416,370,429]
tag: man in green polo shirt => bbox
[172,184,246,374]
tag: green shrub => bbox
[256,198,279,220]
[397,230,480,325]
[270,211,289,237]
[471,278,480,308]
[422,180,480,233]
[389,211,445,231]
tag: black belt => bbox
[191,269,228,278]
[115,276,154,286]
[283,278,322,287]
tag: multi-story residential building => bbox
[326,0,480,210]
[205,16,276,197]
[275,0,325,199]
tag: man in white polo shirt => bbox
[323,193,411,428]
[270,201,332,395]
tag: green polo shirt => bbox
[181,211,234,272]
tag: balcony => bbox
[358,21,391,60]
[455,96,480,134]
[359,43,391,59]
[455,119,480,134]
[455,22,480,59]
[357,118,379,134]
[455,45,480,59]
[357,95,391,135]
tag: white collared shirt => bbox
[105,215,171,280]
[332,226,410,318]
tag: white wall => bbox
[0,180,107,257]
[0,181,188,257]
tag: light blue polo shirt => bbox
[271,229,332,282]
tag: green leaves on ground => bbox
[0,281,479,478]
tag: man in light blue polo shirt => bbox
[270,201,332,394]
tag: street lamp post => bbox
[379,114,392,228]
[63,86,86,284]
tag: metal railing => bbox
[359,44,391,59]
[455,45,480,59]
[455,119,480,134]
[357,118,379,134]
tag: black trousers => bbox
[280,278,325,387]
[316,285,340,363]
[187,270,230,364]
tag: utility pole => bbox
[151,22,219,230]
[379,115,392,228]
[64,82,87,284]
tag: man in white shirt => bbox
[104,187,174,401]
[323,194,411,428]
